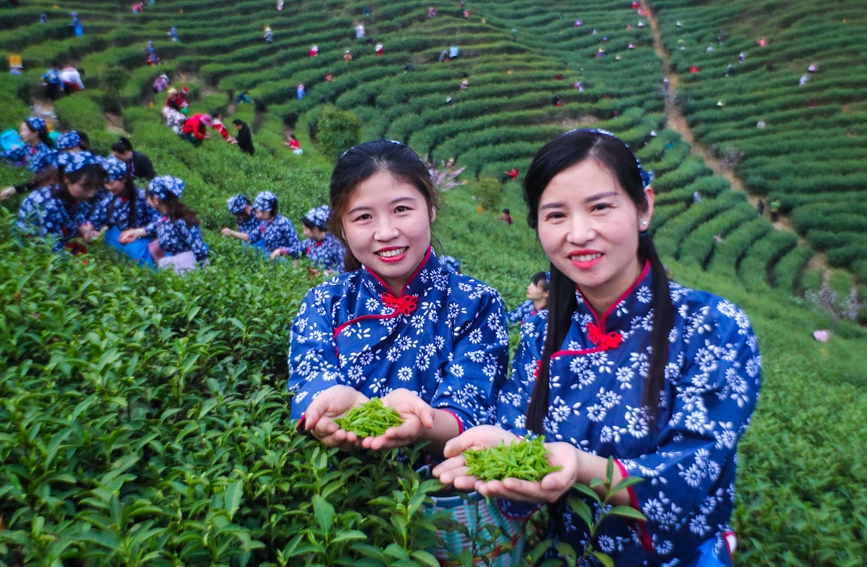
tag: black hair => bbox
[53,162,108,209]
[233,119,246,127]
[147,191,200,228]
[76,131,90,151]
[329,140,438,272]
[503,208,510,214]
[531,271,549,293]
[111,137,134,154]
[301,217,318,230]
[106,175,139,227]
[522,130,673,434]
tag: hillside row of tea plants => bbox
[651,0,867,283]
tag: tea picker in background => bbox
[285,133,303,155]
[70,12,83,36]
[240,191,302,260]
[1,116,56,175]
[299,205,345,273]
[233,119,254,155]
[235,90,253,105]
[153,73,169,93]
[288,139,509,459]
[95,156,161,266]
[210,111,234,143]
[1,130,86,201]
[498,208,512,225]
[42,62,63,100]
[220,194,261,247]
[435,129,761,567]
[264,25,273,43]
[60,64,85,94]
[111,137,157,181]
[15,152,107,253]
[506,271,549,326]
[181,113,213,146]
[162,104,186,136]
[168,26,179,42]
[119,176,209,274]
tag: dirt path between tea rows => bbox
[641,0,826,271]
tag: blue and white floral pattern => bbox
[301,231,345,272]
[496,265,761,567]
[15,185,83,251]
[507,300,542,326]
[147,216,209,262]
[3,142,56,173]
[288,248,509,430]
[249,214,302,256]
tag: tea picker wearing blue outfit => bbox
[435,130,760,567]
[288,140,509,457]
[119,175,209,274]
[220,193,267,251]
[89,156,161,266]
[300,205,345,272]
[506,271,549,326]
[1,116,56,174]
[245,191,302,260]
[15,152,107,253]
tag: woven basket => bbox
[424,488,526,567]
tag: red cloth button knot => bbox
[381,292,419,316]
[587,322,622,351]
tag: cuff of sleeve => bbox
[614,459,653,552]
[497,498,541,521]
[439,409,464,434]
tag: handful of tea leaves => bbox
[465,436,562,482]
[334,398,404,438]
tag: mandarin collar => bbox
[574,261,653,334]
[361,246,440,298]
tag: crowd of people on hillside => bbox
[0,115,331,275]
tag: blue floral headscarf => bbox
[440,255,461,273]
[149,175,185,200]
[24,116,47,134]
[227,194,251,214]
[56,131,81,150]
[253,191,278,212]
[303,205,330,230]
[57,151,101,174]
[103,156,128,181]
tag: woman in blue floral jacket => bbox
[288,140,509,457]
[119,175,208,273]
[435,130,761,567]
[299,205,345,273]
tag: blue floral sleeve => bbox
[277,217,302,257]
[431,286,509,428]
[507,300,534,326]
[287,285,344,421]
[616,300,760,556]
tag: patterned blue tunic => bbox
[15,185,83,251]
[106,189,162,231]
[507,300,544,326]
[146,216,209,262]
[237,214,260,236]
[497,265,761,567]
[2,142,56,173]
[248,215,302,256]
[78,188,113,230]
[301,232,345,272]
[288,248,509,432]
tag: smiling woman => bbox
[434,130,762,567]
[288,140,509,461]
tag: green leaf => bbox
[567,497,593,528]
[410,550,440,567]
[611,475,644,493]
[571,482,601,503]
[312,494,334,535]
[331,530,367,544]
[224,479,244,519]
[592,551,615,567]
[607,506,647,522]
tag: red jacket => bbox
[182,114,208,139]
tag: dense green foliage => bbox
[2,0,867,564]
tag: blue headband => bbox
[253,191,278,212]
[227,194,251,214]
[149,175,185,200]
[25,116,47,134]
[103,156,128,181]
[304,205,331,230]
[56,131,81,150]
[565,128,655,186]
